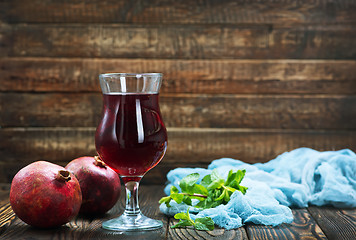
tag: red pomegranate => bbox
[65,156,121,215]
[10,161,82,228]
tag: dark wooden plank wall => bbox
[0,0,355,184]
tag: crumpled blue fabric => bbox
[159,148,356,229]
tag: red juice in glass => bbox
[95,93,167,182]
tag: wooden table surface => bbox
[0,184,355,240]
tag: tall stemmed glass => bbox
[95,73,167,231]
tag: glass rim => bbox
[99,73,162,78]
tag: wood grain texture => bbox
[308,206,356,240]
[0,184,10,201]
[0,203,15,236]
[1,24,356,59]
[1,93,355,129]
[246,209,327,240]
[0,127,355,183]
[0,160,193,185]
[168,218,248,240]
[0,186,356,240]
[0,23,269,59]
[0,185,168,240]
[1,0,356,25]
[1,58,356,94]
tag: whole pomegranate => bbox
[65,156,121,215]
[10,161,82,228]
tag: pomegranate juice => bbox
[95,93,167,181]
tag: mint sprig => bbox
[171,208,214,231]
[159,169,248,230]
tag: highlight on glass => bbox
[95,73,167,231]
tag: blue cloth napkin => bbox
[160,148,356,229]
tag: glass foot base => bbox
[102,213,163,232]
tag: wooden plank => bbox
[1,58,356,94]
[1,24,356,59]
[0,185,168,239]
[0,215,94,240]
[0,203,15,236]
[0,160,199,185]
[1,93,356,129]
[0,23,268,59]
[246,209,327,240]
[168,218,248,240]
[1,127,355,164]
[0,184,10,201]
[308,206,356,240]
[0,127,355,184]
[1,0,356,25]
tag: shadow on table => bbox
[0,220,166,240]
[94,227,166,240]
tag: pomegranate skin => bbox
[65,156,121,215]
[10,161,82,228]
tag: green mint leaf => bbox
[192,184,208,196]
[227,179,239,189]
[215,189,226,201]
[235,169,246,185]
[179,173,200,193]
[226,180,248,195]
[172,208,195,229]
[201,174,212,188]
[207,178,225,190]
[210,169,223,182]
[224,190,230,202]
[224,186,237,193]
[210,200,222,208]
[158,196,172,207]
[225,170,235,186]
[194,222,210,231]
[186,207,191,219]
[194,217,215,231]
[238,185,248,194]
[212,189,222,198]
[181,173,200,186]
[196,195,215,209]
[170,185,179,194]
[171,219,192,228]
[158,196,170,204]
[174,212,190,220]
[170,193,184,204]
[172,207,216,231]
[183,195,192,205]
[216,191,225,201]
[194,199,207,209]
[225,170,248,195]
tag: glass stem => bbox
[124,181,141,216]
